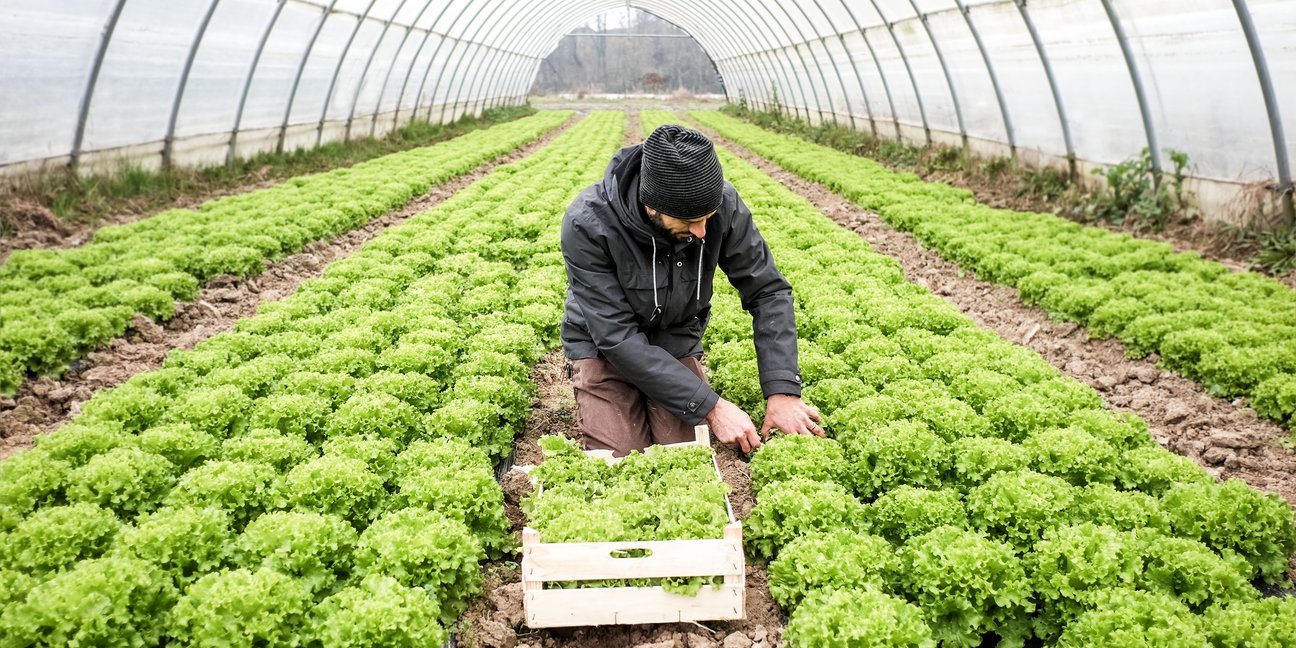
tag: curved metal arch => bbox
[833,0,899,139]
[162,0,220,167]
[277,0,339,154]
[372,0,441,137]
[493,2,603,103]
[672,1,771,110]
[70,0,128,170]
[1012,0,1074,173]
[466,0,574,114]
[314,0,379,148]
[439,0,518,124]
[866,0,932,145]
[343,0,413,141]
[474,0,730,114]
[808,0,873,133]
[479,1,600,108]
[704,0,809,120]
[675,4,778,111]
[391,0,458,130]
[1231,0,1293,223]
[1099,0,1160,175]
[228,0,288,165]
[953,0,1014,153]
[765,0,840,124]
[411,2,479,123]
[716,0,816,122]
[449,0,552,119]
[499,1,752,111]
[905,0,966,149]
[635,1,783,112]
[685,4,797,117]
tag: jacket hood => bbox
[601,144,678,248]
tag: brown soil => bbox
[0,175,284,263]
[0,116,581,459]
[458,346,785,648]
[697,126,1296,511]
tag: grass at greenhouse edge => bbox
[0,104,537,254]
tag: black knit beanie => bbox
[639,124,724,220]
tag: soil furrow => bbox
[0,114,582,458]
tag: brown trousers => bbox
[569,356,708,457]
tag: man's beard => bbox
[646,210,686,240]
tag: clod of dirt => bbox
[488,582,525,628]
[502,469,535,505]
[632,640,679,648]
[478,619,518,648]
[721,633,753,648]
[684,633,719,648]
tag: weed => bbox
[1017,167,1071,201]
[1078,148,1195,232]
[1254,226,1296,276]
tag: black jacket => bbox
[560,144,801,425]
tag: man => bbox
[560,123,822,456]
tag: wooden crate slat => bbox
[523,536,743,581]
[521,425,746,628]
[524,585,744,628]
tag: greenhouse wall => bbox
[1,0,1291,224]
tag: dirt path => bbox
[0,115,582,458]
[0,177,284,262]
[459,114,787,648]
[461,350,784,648]
[692,124,1296,508]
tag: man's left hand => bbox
[759,394,824,440]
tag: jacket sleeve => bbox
[718,188,802,399]
[562,210,721,425]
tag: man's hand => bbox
[706,398,762,453]
[760,394,824,440]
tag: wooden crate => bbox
[520,426,746,628]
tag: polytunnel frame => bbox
[834,0,904,140]
[453,0,551,121]
[45,0,1292,222]
[276,0,341,155]
[161,0,221,168]
[312,0,381,149]
[342,0,414,141]
[1233,0,1295,222]
[388,0,458,134]
[434,0,517,125]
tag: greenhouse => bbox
[1,1,1295,646]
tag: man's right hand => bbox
[706,398,762,453]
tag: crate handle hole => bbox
[609,548,653,559]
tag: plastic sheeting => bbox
[0,0,1292,219]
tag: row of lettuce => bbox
[691,110,1296,429]
[0,112,625,646]
[639,111,1296,647]
[0,110,573,396]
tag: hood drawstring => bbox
[697,238,704,301]
[651,238,660,313]
[652,237,704,318]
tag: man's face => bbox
[645,206,715,241]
